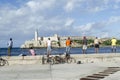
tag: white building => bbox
[21,30,96,48]
[21,30,60,48]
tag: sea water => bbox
[0,47,120,56]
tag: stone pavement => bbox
[1,62,120,80]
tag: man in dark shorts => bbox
[94,37,100,53]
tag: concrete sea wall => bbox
[2,53,120,65]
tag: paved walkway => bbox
[0,62,120,80]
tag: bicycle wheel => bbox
[4,59,9,66]
[46,57,55,65]
[0,60,4,66]
[54,56,64,64]
[68,57,76,63]
[49,58,55,65]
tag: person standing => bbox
[82,36,87,54]
[66,37,72,54]
[94,37,100,53]
[46,38,52,57]
[7,38,13,56]
[111,38,117,53]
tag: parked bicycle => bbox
[42,55,54,65]
[42,53,76,64]
[53,53,76,64]
[0,57,9,66]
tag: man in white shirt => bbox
[7,38,13,56]
[46,38,52,57]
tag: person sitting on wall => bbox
[29,47,36,56]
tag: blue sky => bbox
[0,0,120,47]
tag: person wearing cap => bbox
[7,38,13,56]
[111,37,117,53]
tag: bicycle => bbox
[53,53,76,64]
[0,57,9,66]
[42,55,55,65]
[42,53,76,64]
[65,54,76,63]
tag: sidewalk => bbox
[0,62,120,80]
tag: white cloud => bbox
[26,0,55,12]
[0,0,57,47]
[107,16,120,25]
[64,0,74,12]
[0,0,120,47]
[115,0,120,3]
[88,6,106,12]
[64,0,120,13]
[79,23,93,31]
[64,0,83,12]
[85,0,109,13]
[100,32,109,38]
[0,17,2,20]
[65,18,74,27]
[16,9,25,16]
[114,5,120,9]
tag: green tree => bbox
[117,40,120,46]
[102,40,111,46]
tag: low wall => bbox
[2,53,120,65]
[73,53,120,63]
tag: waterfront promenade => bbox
[1,62,120,80]
[1,53,120,80]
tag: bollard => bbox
[42,55,45,64]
